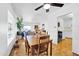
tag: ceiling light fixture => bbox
[43,4,50,9]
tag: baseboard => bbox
[9,46,14,56]
[5,36,17,56]
[72,52,79,56]
[65,37,72,39]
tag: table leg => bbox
[31,46,33,56]
[31,46,35,56]
[27,48,29,55]
[50,41,52,56]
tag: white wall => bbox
[30,12,57,44]
[0,4,7,55]
[57,14,72,39]
[57,17,64,31]
[47,4,79,54]
[23,13,48,31]
[46,13,58,44]
[0,3,17,56]
[6,4,17,56]
[72,4,79,54]
[63,17,72,38]
[55,4,79,54]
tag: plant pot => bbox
[16,31,22,39]
[17,31,22,35]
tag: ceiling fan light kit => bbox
[43,4,50,9]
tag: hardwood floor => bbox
[10,39,26,56]
[10,38,73,56]
[52,38,72,56]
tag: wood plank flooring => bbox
[10,38,73,56]
[52,39,72,56]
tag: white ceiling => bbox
[11,3,71,23]
[11,3,42,16]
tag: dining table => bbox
[27,33,52,56]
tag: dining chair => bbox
[37,35,50,56]
[25,38,31,55]
[25,38,38,56]
[25,35,50,56]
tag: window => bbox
[23,26,31,32]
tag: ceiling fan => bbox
[35,3,64,13]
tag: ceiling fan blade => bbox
[46,9,49,13]
[35,5,44,11]
[50,3,64,7]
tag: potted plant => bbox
[16,17,23,39]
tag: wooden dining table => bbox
[28,34,52,56]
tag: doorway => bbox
[57,13,73,43]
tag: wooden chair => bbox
[37,35,50,56]
[25,38,31,55]
[25,38,38,56]
[25,35,50,56]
